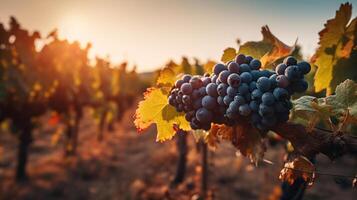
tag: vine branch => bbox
[272,122,357,160]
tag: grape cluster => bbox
[168,55,310,131]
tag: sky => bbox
[0,0,356,72]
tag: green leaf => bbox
[313,3,357,94]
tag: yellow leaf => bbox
[221,48,237,63]
[134,87,190,141]
[156,61,181,86]
[203,60,216,74]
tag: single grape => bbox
[228,62,240,73]
[249,100,260,112]
[177,104,184,112]
[239,64,251,73]
[235,54,246,65]
[251,112,261,124]
[182,74,192,83]
[213,63,227,75]
[238,83,249,95]
[183,105,193,112]
[273,88,289,100]
[193,98,202,109]
[291,79,308,93]
[249,81,257,92]
[185,111,195,121]
[202,95,217,110]
[190,118,200,130]
[285,66,301,81]
[206,83,218,97]
[249,59,261,70]
[269,74,277,88]
[251,89,263,100]
[275,63,287,75]
[250,70,261,81]
[240,72,252,83]
[256,77,271,92]
[239,104,251,116]
[192,89,200,99]
[234,95,246,105]
[260,70,274,78]
[227,86,238,96]
[168,95,176,106]
[175,79,184,89]
[283,56,297,66]
[259,104,274,116]
[276,75,289,88]
[189,76,203,89]
[181,83,193,95]
[262,92,275,106]
[217,83,228,96]
[244,92,252,102]
[211,75,218,83]
[217,96,225,106]
[218,70,231,84]
[227,73,241,87]
[229,100,240,112]
[196,108,213,123]
[223,95,233,106]
[245,56,253,64]
[182,95,192,105]
[297,61,311,75]
[198,87,207,97]
[201,77,211,86]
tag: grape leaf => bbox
[239,26,295,68]
[326,79,357,126]
[220,47,237,63]
[203,60,216,74]
[134,87,190,141]
[313,3,357,94]
[292,96,334,131]
[232,123,265,165]
[279,156,315,187]
[206,124,233,148]
[156,61,181,87]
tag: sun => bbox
[58,14,89,43]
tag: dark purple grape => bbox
[262,92,275,106]
[228,100,240,112]
[218,70,231,84]
[192,89,200,99]
[185,111,195,121]
[235,54,246,65]
[227,73,241,87]
[189,76,203,89]
[249,81,257,92]
[201,77,211,86]
[256,77,271,92]
[193,98,202,109]
[251,112,261,124]
[228,62,240,73]
[244,92,251,102]
[285,66,301,81]
[275,63,287,75]
[269,74,277,88]
[202,95,217,110]
[223,95,233,106]
[276,75,289,88]
[181,83,193,95]
[206,83,218,97]
[217,96,225,106]
[175,79,184,89]
[182,95,192,105]
[238,83,249,95]
[283,56,297,66]
[227,86,238,97]
[239,64,251,73]
[262,115,277,127]
[196,108,213,123]
[213,63,227,75]
[240,72,252,83]
[259,104,274,116]
[182,74,192,83]
[250,70,261,81]
[297,61,311,75]
[291,79,308,93]
[234,95,246,105]
[273,88,289,100]
[249,59,261,70]
[245,56,253,64]
[217,83,228,96]
[249,100,259,112]
[211,75,218,83]
[251,89,263,100]
[239,104,251,116]
[198,87,207,97]
[168,95,176,106]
